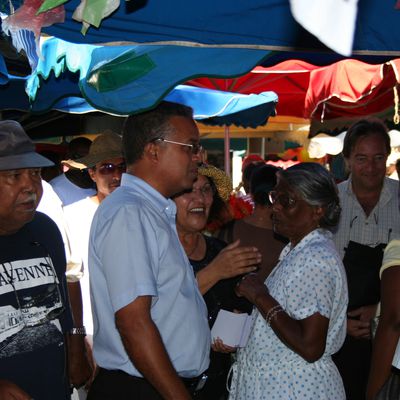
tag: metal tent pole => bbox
[224,125,231,176]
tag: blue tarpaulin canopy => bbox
[0,61,278,128]
[3,0,398,173]
[42,0,400,58]
[14,37,272,116]
[2,0,399,139]
[2,0,398,119]
[2,0,399,120]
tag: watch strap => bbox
[70,327,86,335]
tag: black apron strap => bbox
[342,240,385,310]
[333,240,386,399]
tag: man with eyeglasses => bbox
[87,101,210,400]
[63,131,125,399]
[0,120,77,399]
[331,118,400,399]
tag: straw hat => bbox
[0,120,53,171]
[198,164,232,201]
[70,131,123,169]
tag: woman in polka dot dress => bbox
[229,163,348,400]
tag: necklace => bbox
[186,233,201,258]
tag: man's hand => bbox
[66,281,93,388]
[84,337,97,391]
[347,304,378,339]
[116,296,192,400]
[0,380,31,400]
[67,334,93,389]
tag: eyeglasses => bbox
[1,250,65,330]
[268,190,297,209]
[189,183,215,197]
[96,162,126,176]
[155,138,203,155]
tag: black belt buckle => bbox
[182,373,208,395]
[194,373,208,391]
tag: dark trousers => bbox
[87,369,163,400]
[87,368,206,400]
[333,335,372,400]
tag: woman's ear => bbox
[313,205,325,226]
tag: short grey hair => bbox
[278,162,341,228]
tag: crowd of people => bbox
[1,103,400,400]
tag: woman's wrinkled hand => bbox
[211,240,261,280]
[235,272,269,304]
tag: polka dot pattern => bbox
[228,229,348,399]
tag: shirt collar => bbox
[343,177,353,195]
[282,228,330,258]
[345,175,393,206]
[121,173,177,217]
[380,178,394,206]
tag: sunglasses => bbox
[96,162,126,176]
[268,190,297,209]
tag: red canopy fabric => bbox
[187,59,400,121]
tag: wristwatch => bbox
[70,327,86,335]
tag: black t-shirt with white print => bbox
[0,212,73,400]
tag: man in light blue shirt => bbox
[87,102,210,400]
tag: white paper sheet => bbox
[211,309,255,348]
